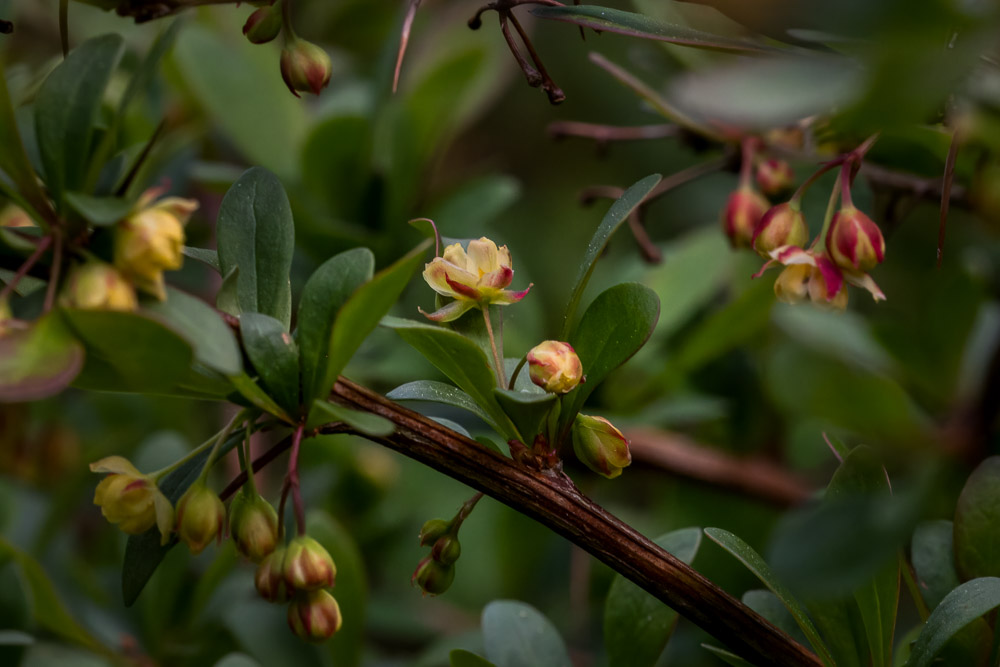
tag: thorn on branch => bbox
[393,0,422,93]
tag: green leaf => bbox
[386,380,499,431]
[62,309,194,394]
[560,174,661,338]
[240,313,300,416]
[742,590,809,647]
[954,456,1000,581]
[604,527,702,667]
[0,538,103,652]
[482,600,571,667]
[309,400,394,437]
[142,287,241,377]
[493,389,557,444]
[805,598,867,667]
[383,317,515,440]
[63,192,132,226]
[530,6,782,53]
[905,577,1000,667]
[296,248,374,407]
[217,266,240,317]
[912,520,961,611]
[34,34,124,207]
[116,18,182,123]
[561,283,660,430]
[216,167,295,329]
[0,60,51,221]
[0,314,84,402]
[450,649,496,667]
[704,527,836,667]
[229,373,291,422]
[300,115,374,221]
[701,644,754,667]
[428,175,521,233]
[321,240,431,400]
[182,247,220,273]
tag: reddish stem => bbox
[738,136,757,188]
[840,161,855,208]
[287,423,307,535]
[0,235,52,302]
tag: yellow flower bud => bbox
[90,456,173,542]
[61,261,137,311]
[287,590,342,642]
[114,189,197,300]
[571,415,631,479]
[284,536,336,591]
[527,340,583,394]
[255,547,292,603]
[175,481,225,555]
[229,488,280,563]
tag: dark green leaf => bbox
[142,287,241,377]
[912,520,961,610]
[704,527,836,666]
[701,645,754,667]
[905,577,1000,667]
[182,247,220,273]
[805,598,867,667]
[0,61,51,220]
[64,192,132,226]
[428,176,521,233]
[387,380,499,431]
[216,167,295,329]
[561,283,660,431]
[309,400,394,437]
[493,389,557,444]
[34,34,124,207]
[954,456,1000,581]
[296,248,374,407]
[742,590,809,647]
[240,313,300,416]
[229,373,291,422]
[604,528,702,667]
[482,600,571,667]
[530,6,782,53]
[450,649,496,667]
[63,309,193,393]
[217,266,240,317]
[116,19,182,121]
[0,314,83,402]
[560,174,661,338]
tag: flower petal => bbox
[153,489,175,545]
[442,243,469,270]
[467,237,501,275]
[492,284,532,305]
[419,300,478,322]
[422,258,464,298]
[751,259,777,280]
[445,273,482,300]
[772,245,815,266]
[90,455,142,476]
[814,255,844,300]
[844,271,886,302]
[479,265,513,290]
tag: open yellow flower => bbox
[91,456,173,543]
[420,237,531,322]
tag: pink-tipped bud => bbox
[280,39,332,97]
[229,489,280,563]
[287,590,343,642]
[243,4,282,44]
[826,206,885,273]
[284,536,336,592]
[527,340,584,394]
[412,556,455,596]
[418,518,450,547]
[174,482,225,555]
[755,159,795,196]
[255,547,292,603]
[571,415,631,479]
[722,187,769,248]
[752,203,809,258]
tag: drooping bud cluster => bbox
[243,2,282,44]
[756,159,795,196]
[571,414,631,479]
[721,186,769,248]
[826,206,885,273]
[527,340,584,394]
[412,515,465,596]
[752,202,809,259]
[255,534,343,642]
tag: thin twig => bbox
[0,236,52,302]
[286,423,307,536]
[42,232,62,312]
[115,118,167,197]
[548,121,678,144]
[393,0,422,93]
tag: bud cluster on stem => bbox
[412,493,481,596]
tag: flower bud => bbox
[412,557,455,596]
[826,206,885,273]
[571,415,631,479]
[280,39,332,97]
[243,4,282,44]
[722,187,769,248]
[752,203,809,259]
[114,189,196,300]
[807,263,848,311]
[61,261,137,311]
[430,536,461,566]
[527,340,583,394]
[418,518,450,547]
[255,547,292,603]
[773,264,811,304]
[175,482,225,555]
[287,589,342,642]
[284,536,336,591]
[229,488,280,563]
[90,456,173,542]
[755,159,795,196]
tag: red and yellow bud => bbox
[255,547,292,603]
[527,340,583,394]
[175,482,225,555]
[826,206,885,273]
[243,3,282,44]
[412,556,455,596]
[755,159,795,196]
[229,489,280,563]
[61,261,137,311]
[114,189,197,300]
[284,536,336,591]
[420,237,531,322]
[287,589,343,642]
[752,203,809,259]
[280,39,332,97]
[91,456,173,542]
[722,186,769,248]
[571,415,631,479]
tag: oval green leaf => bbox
[905,577,1000,667]
[142,287,241,377]
[482,600,570,667]
[954,456,1000,581]
[309,400,394,437]
[387,380,499,431]
[240,313,300,416]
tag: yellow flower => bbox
[91,456,173,543]
[114,188,198,300]
[61,261,138,311]
[420,237,531,322]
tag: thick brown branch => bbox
[626,427,812,507]
[325,378,822,667]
